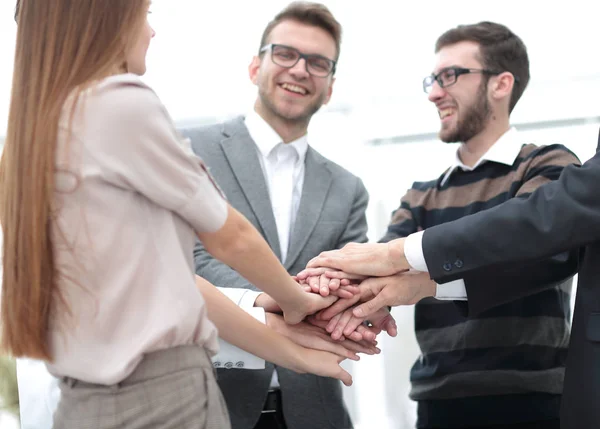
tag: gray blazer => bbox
[183,116,368,429]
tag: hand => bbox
[306,316,381,354]
[280,288,338,325]
[295,267,361,298]
[254,293,281,313]
[294,347,353,386]
[267,313,378,360]
[351,271,436,319]
[306,239,409,277]
[324,306,397,341]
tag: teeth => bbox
[439,108,455,119]
[281,83,307,95]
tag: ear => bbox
[322,76,336,105]
[490,71,514,103]
[248,56,261,85]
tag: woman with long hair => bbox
[0,1,353,427]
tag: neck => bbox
[458,115,510,167]
[254,101,308,143]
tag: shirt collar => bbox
[244,110,308,162]
[440,127,522,186]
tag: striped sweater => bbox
[381,143,581,428]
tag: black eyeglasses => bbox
[423,66,508,93]
[260,44,336,77]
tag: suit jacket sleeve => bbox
[334,178,369,246]
[422,145,600,315]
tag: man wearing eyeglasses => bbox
[383,21,582,429]
[307,21,581,429]
[182,2,377,429]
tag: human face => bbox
[427,41,492,143]
[126,3,155,76]
[249,20,336,127]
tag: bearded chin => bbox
[440,94,490,144]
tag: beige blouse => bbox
[46,73,227,385]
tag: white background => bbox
[1,1,599,428]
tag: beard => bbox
[440,79,491,143]
[257,82,326,127]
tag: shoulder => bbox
[518,143,581,167]
[180,122,224,153]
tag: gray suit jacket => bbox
[183,116,368,429]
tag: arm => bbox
[196,276,352,386]
[197,205,336,324]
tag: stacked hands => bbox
[260,240,437,384]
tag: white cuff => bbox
[212,304,266,370]
[239,290,262,311]
[404,231,429,272]
[435,279,468,300]
[217,287,254,307]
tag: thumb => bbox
[352,286,389,319]
[335,358,353,386]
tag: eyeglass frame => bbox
[259,43,337,77]
[423,66,519,93]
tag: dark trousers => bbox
[253,389,287,429]
[426,420,560,429]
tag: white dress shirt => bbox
[244,110,309,388]
[405,127,523,300]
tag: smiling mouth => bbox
[279,82,309,95]
[439,108,456,119]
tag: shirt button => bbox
[443,262,453,272]
[454,259,464,269]
[235,361,244,368]
[213,361,221,368]
[224,362,233,369]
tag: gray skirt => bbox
[52,345,231,429]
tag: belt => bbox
[262,389,282,414]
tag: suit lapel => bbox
[285,148,332,270]
[219,118,281,259]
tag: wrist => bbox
[388,238,408,272]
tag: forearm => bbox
[198,205,305,308]
[196,276,303,372]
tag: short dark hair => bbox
[259,1,342,61]
[14,0,20,22]
[436,21,530,113]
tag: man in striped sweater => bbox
[378,22,580,429]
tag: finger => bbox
[325,271,367,280]
[319,274,330,297]
[384,319,398,337]
[342,316,367,339]
[340,339,376,355]
[308,276,321,294]
[354,324,377,342]
[340,278,351,286]
[320,294,360,321]
[326,312,343,333]
[332,288,354,299]
[331,310,355,341]
[346,331,364,342]
[338,285,360,297]
[316,335,360,361]
[328,278,341,291]
[336,363,353,387]
[353,293,389,319]
[302,285,312,293]
[295,267,329,280]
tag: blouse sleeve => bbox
[82,78,228,233]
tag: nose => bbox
[288,58,310,79]
[427,80,445,103]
